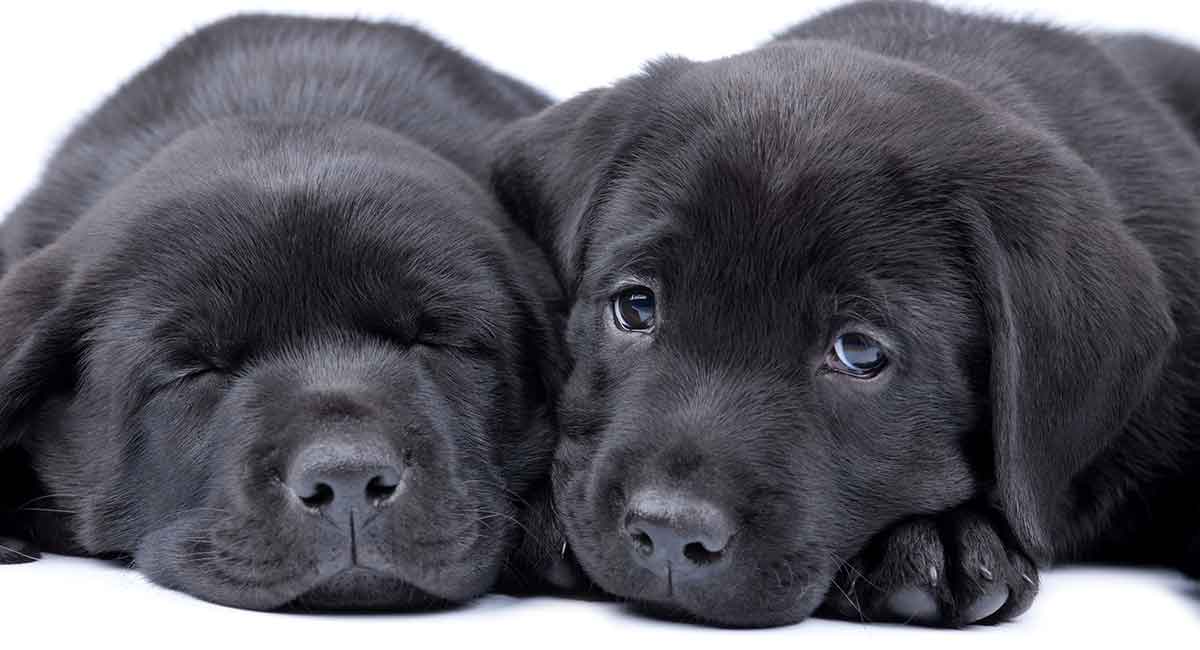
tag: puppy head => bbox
[492,43,1172,626]
[0,120,562,609]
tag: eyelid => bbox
[143,364,220,400]
[592,273,660,303]
[417,331,499,356]
[830,321,897,350]
[615,275,658,292]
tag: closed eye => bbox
[362,323,497,359]
[143,364,225,400]
[417,334,499,359]
[415,311,502,357]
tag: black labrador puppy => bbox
[0,15,563,610]
[491,0,1200,628]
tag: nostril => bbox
[683,541,724,566]
[630,529,655,557]
[301,482,335,509]
[365,474,399,504]
[624,489,737,578]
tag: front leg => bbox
[821,507,1038,627]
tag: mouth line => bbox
[314,507,386,536]
[312,511,479,566]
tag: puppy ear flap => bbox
[0,242,80,449]
[490,89,614,288]
[967,163,1175,562]
[490,58,692,288]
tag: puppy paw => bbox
[821,509,1038,627]
[0,535,41,564]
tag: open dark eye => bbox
[612,286,656,332]
[830,332,887,377]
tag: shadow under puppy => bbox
[491,0,1200,628]
[0,15,564,610]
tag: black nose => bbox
[624,489,735,581]
[286,440,403,517]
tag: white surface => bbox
[2,0,1199,646]
[0,556,1196,647]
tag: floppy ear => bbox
[491,91,644,588]
[0,242,80,450]
[490,58,692,288]
[965,157,1175,562]
[490,89,617,289]
[507,224,570,417]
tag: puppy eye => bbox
[829,332,887,377]
[612,286,656,332]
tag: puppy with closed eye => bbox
[0,15,564,610]
[491,0,1200,628]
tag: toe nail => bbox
[979,566,994,581]
[928,566,939,584]
[962,587,1009,624]
[886,586,942,625]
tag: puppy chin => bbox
[622,576,828,628]
[288,569,446,611]
[574,540,830,628]
[632,598,823,629]
[290,562,497,612]
[137,523,498,611]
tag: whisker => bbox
[14,493,84,510]
[17,507,78,515]
[831,551,880,591]
[0,541,39,562]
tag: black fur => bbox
[491,1,1200,627]
[0,15,565,610]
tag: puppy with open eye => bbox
[491,0,1200,628]
[0,15,564,610]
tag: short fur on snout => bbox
[491,0,1200,628]
[0,16,564,609]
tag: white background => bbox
[1,1,1198,647]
